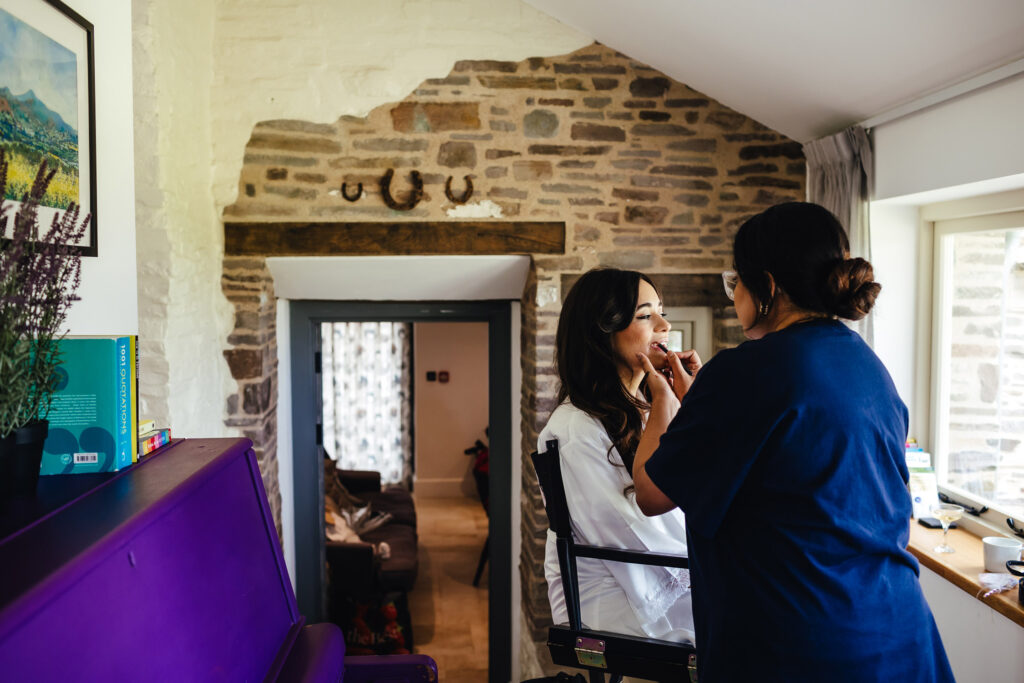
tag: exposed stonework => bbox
[220,42,805,655]
[221,256,282,535]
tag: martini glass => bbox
[931,503,964,554]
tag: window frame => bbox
[923,191,1024,536]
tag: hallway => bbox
[409,496,490,682]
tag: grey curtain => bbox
[803,125,874,344]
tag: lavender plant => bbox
[0,149,89,437]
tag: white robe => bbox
[540,402,695,643]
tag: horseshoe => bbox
[379,169,423,211]
[340,181,362,202]
[445,175,474,204]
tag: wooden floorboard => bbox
[409,495,490,682]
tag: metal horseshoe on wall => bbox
[340,181,362,202]
[445,175,474,204]
[379,169,423,211]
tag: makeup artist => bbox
[632,202,954,682]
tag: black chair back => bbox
[533,439,573,537]
[532,440,583,630]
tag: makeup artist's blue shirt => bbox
[645,320,953,683]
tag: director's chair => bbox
[531,440,698,683]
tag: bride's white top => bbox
[540,401,695,643]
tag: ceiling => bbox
[526,0,1024,142]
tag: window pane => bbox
[942,227,1024,519]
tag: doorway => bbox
[289,300,513,683]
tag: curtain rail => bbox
[859,56,1024,131]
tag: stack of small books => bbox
[138,419,172,458]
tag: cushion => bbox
[325,497,360,543]
[364,488,417,528]
[359,524,418,592]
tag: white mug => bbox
[982,536,1023,573]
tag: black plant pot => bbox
[0,420,49,501]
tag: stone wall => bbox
[946,229,1024,515]
[221,257,282,534]
[220,42,805,650]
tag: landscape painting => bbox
[0,0,96,255]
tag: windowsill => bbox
[907,522,1024,628]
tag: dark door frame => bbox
[289,300,512,683]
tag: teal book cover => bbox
[41,337,134,475]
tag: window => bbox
[931,207,1024,524]
[663,306,713,360]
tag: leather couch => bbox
[324,468,419,597]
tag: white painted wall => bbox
[413,322,489,498]
[130,0,588,439]
[276,298,294,588]
[57,0,137,337]
[868,202,920,418]
[871,74,1024,681]
[918,567,1024,682]
[133,0,233,435]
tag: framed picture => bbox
[663,306,713,361]
[0,0,97,256]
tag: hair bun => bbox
[823,257,880,320]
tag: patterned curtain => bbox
[321,322,413,487]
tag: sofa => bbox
[324,464,419,598]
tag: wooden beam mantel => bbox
[223,221,565,257]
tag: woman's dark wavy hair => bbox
[733,202,880,321]
[555,268,658,483]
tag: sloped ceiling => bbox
[526,0,1024,142]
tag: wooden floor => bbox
[409,495,490,682]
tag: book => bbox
[41,336,138,475]
[908,468,940,519]
[130,336,139,464]
[115,336,132,470]
[138,419,156,437]
[139,428,172,457]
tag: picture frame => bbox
[0,0,97,256]
[663,306,713,361]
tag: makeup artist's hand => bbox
[639,349,697,405]
[639,351,680,416]
[677,349,702,378]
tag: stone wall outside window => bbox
[945,228,1024,518]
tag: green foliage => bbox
[0,150,89,437]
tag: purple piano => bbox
[0,438,437,682]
